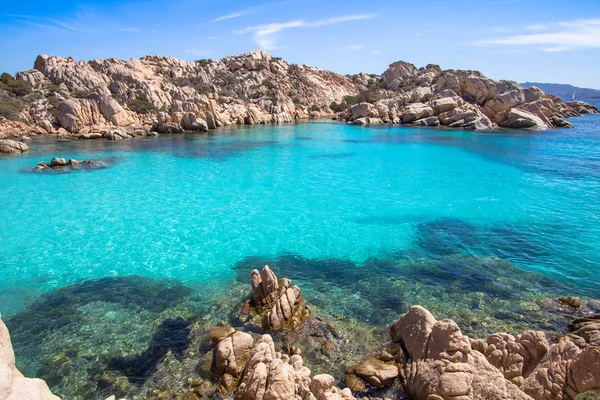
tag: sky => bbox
[0,0,599,88]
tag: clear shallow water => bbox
[1,105,600,398]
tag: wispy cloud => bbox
[469,18,600,52]
[525,24,547,31]
[206,11,245,25]
[0,13,35,19]
[342,44,365,52]
[238,14,377,50]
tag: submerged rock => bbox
[33,157,109,172]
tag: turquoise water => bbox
[1,105,600,398]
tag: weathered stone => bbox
[0,140,29,154]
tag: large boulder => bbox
[348,102,377,120]
[0,139,29,154]
[430,97,458,114]
[391,306,600,400]
[88,93,136,127]
[57,99,105,133]
[503,109,548,130]
[1,319,60,400]
[180,112,208,131]
[482,89,526,123]
[400,103,434,124]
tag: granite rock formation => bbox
[240,265,311,331]
[0,139,28,154]
[390,306,600,400]
[0,318,60,400]
[212,331,356,400]
[0,51,596,144]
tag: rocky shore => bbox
[2,266,599,400]
[0,51,598,154]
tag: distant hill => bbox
[521,82,600,99]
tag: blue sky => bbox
[1,0,599,88]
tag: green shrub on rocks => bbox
[576,392,600,400]
[0,72,32,97]
[127,95,157,114]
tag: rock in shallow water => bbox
[0,139,29,154]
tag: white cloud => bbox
[118,27,140,33]
[238,14,377,50]
[525,24,547,31]
[469,18,600,52]
[371,49,382,55]
[207,12,245,24]
[342,44,365,52]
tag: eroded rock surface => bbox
[0,319,60,400]
[240,265,311,331]
[0,139,28,154]
[391,306,600,400]
[211,331,356,400]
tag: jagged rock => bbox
[566,101,599,114]
[1,319,60,400]
[244,266,311,331]
[0,139,29,154]
[391,305,600,400]
[230,334,356,400]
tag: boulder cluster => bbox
[211,330,356,400]
[34,157,107,171]
[392,306,600,400]
[342,62,598,130]
[2,266,599,400]
[0,51,596,150]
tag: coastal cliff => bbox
[0,50,598,152]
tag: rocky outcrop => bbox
[33,158,108,172]
[0,139,28,154]
[391,306,600,400]
[2,51,593,142]
[240,266,311,331]
[343,64,597,130]
[1,318,60,400]
[211,331,356,400]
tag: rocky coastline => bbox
[0,50,598,154]
[2,265,599,400]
